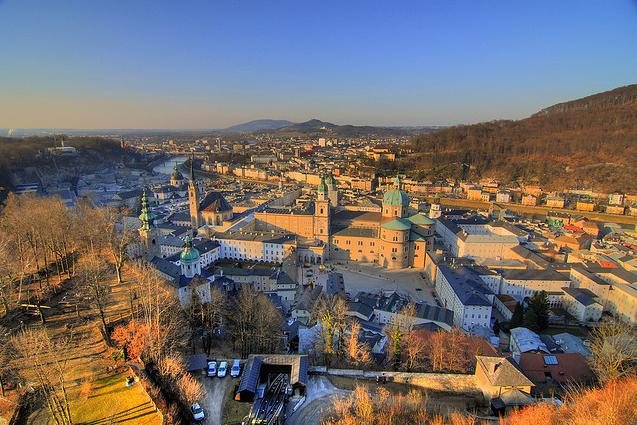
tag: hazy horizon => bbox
[1,0,636,129]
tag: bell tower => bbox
[188,156,200,229]
[138,189,160,259]
[314,175,330,245]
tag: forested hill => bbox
[410,84,637,192]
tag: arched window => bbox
[320,208,324,214]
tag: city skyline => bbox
[1,0,636,129]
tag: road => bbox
[199,373,234,425]
[286,376,350,425]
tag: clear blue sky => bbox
[1,0,636,129]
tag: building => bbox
[561,287,603,322]
[435,265,493,331]
[435,218,521,260]
[138,190,161,259]
[188,160,233,228]
[497,269,571,303]
[236,354,308,402]
[253,176,434,269]
[518,353,594,396]
[509,327,549,356]
[474,356,534,414]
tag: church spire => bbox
[189,154,196,182]
[139,189,155,231]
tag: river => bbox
[152,155,188,175]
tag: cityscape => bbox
[1,1,636,425]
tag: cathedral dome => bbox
[383,177,410,207]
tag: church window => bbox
[357,241,363,246]
[393,236,397,242]
[320,208,324,214]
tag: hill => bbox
[410,84,637,192]
[222,119,294,133]
[272,119,422,137]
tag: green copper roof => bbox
[407,213,435,226]
[138,189,156,231]
[383,176,409,207]
[317,176,327,193]
[180,235,200,262]
[381,217,412,231]
[383,189,410,207]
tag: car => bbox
[415,287,423,291]
[231,359,241,377]
[191,403,205,422]
[207,361,217,377]
[217,361,227,378]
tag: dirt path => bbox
[200,375,234,425]
[286,376,349,425]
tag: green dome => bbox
[180,236,200,262]
[381,217,412,231]
[383,189,410,207]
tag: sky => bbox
[1,0,636,129]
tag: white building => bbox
[509,327,549,356]
[435,265,493,331]
[435,218,521,260]
[562,287,603,322]
[213,231,297,263]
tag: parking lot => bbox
[198,372,235,424]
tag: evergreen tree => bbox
[523,291,550,332]
[510,302,524,328]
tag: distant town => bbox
[1,128,635,424]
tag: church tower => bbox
[188,156,200,229]
[325,171,339,207]
[138,189,160,259]
[180,235,201,278]
[314,175,330,245]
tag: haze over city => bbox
[1,0,637,128]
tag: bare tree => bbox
[99,207,135,285]
[77,253,112,335]
[12,328,74,425]
[590,318,637,383]
[347,321,371,367]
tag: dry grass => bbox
[503,376,637,425]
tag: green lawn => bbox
[221,382,251,425]
[71,371,162,425]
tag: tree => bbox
[77,253,112,336]
[523,291,550,332]
[510,302,525,328]
[0,325,12,397]
[12,328,74,425]
[111,320,150,361]
[590,318,637,384]
[384,321,403,371]
[403,331,426,371]
[347,321,371,367]
[99,207,135,285]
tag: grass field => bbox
[221,384,251,425]
[70,370,162,425]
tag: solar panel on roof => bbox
[543,355,558,365]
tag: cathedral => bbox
[144,165,434,270]
[249,173,435,269]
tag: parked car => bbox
[217,361,227,378]
[207,361,217,377]
[231,359,241,377]
[191,403,205,422]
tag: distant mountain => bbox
[271,119,434,137]
[222,119,294,133]
[411,84,637,192]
